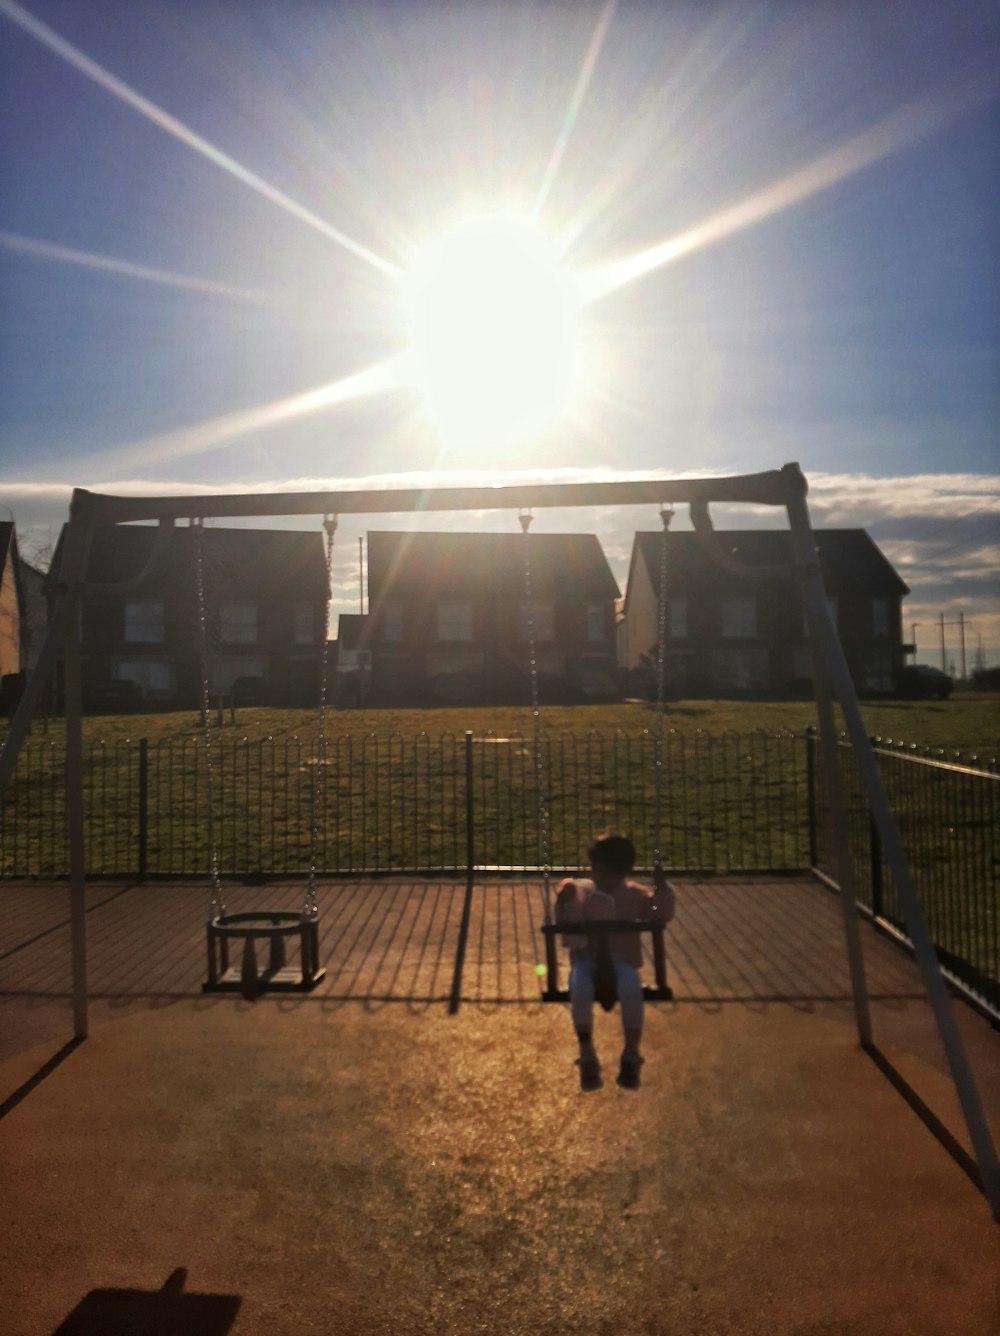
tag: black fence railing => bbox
[809,733,1000,1015]
[0,729,809,878]
[3,727,996,1016]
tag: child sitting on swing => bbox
[555,833,673,1091]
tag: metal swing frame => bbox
[1,462,997,1217]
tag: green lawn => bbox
[12,691,998,760]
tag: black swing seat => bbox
[539,919,673,1003]
[203,911,326,1001]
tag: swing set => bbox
[0,462,997,1218]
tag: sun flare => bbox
[402,214,581,445]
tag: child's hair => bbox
[587,833,636,875]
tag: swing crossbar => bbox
[203,911,325,997]
[539,921,672,1003]
[71,465,803,526]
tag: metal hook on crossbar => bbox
[518,507,533,534]
[323,513,338,541]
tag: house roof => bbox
[366,531,620,601]
[628,528,909,603]
[56,523,328,597]
[336,613,369,649]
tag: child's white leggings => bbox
[569,959,644,1033]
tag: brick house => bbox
[619,528,909,695]
[0,523,26,706]
[362,530,620,705]
[54,523,329,710]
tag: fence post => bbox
[448,732,476,1016]
[867,737,882,920]
[868,808,883,920]
[464,730,474,885]
[138,738,149,880]
[805,728,818,868]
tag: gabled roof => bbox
[628,528,908,604]
[367,531,620,601]
[336,613,370,649]
[55,523,328,597]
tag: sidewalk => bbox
[1,875,997,1334]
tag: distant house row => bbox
[1,518,911,712]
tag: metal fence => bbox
[4,727,996,1013]
[0,729,809,878]
[809,733,1000,1014]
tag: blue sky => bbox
[1,0,997,668]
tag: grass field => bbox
[10,691,999,759]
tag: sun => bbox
[401,213,581,444]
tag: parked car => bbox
[896,665,953,699]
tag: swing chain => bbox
[652,505,674,872]
[520,511,553,922]
[306,514,337,919]
[194,519,225,921]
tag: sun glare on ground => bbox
[401,214,581,446]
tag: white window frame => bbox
[294,601,315,644]
[221,600,257,644]
[382,600,403,643]
[668,599,688,640]
[721,595,756,639]
[803,595,838,636]
[114,659,172,695]
[123,600,164,644]
[209,656,266,695]
[519,601,555,643]
[437,601,474,642]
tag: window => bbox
[123,600,164,644]
[114,659,172,695]
[803,595,838,636]
[209,656,266,695]
[711,647,769,689]
[872,598,888,636]
[294,601,315,644]
[668,599,687,639]
[721,596,756,639]
[792,646,813,679]
[221,600,257,644]
[586,604,606,642]
[518,601,555,642]
[382,600,403,643]
[437,601,473,642]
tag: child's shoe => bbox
[576,1054,602,1091]
[616,1054,643,1090]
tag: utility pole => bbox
[358,536,364,614]
[936,610,971,680]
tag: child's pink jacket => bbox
[555,877,665,968]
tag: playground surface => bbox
[1,874,998,1335]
